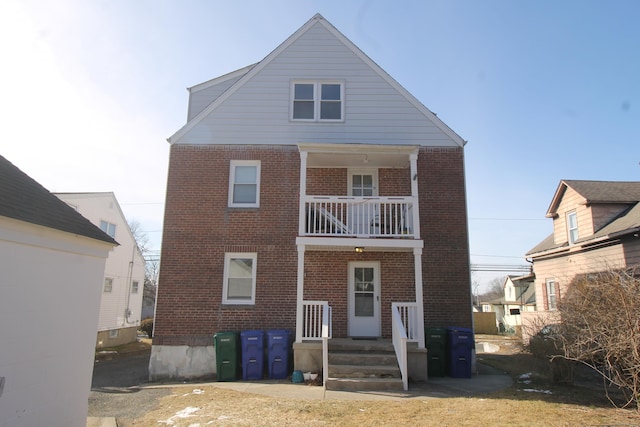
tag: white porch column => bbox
[409,152,421,238]
[298,150,308,236]
[295,244,305,343]
[414,247,425,348]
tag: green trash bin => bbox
[425,327,447,377]
[214,331,238,381]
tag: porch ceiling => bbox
[296,236,423,252]
[299,143,419,168]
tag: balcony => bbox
[301,195,418,239]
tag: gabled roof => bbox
[168,13,465,147]
[0,155,118,245]
[529,180,640,256]
[546,180,640,217]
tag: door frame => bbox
[348,261,381,337]
[347,168,379,236]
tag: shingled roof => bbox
[0,155,118,245]
[529,180,640,256]
[547,180,640,217]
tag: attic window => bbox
[567,211,578,244]
[292,81,343,122]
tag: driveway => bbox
[88,351,170,423]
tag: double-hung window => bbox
[567,211,578,244]
[100,220,116,238]
[228,160,260,208]
[222,253,257,305]
[546,278,557,311]
[292,81,344,121]
[104,277,113,293]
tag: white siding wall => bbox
[179,23,458,147]
[56,194,145,334]
[0,217,111,427]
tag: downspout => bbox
[124,243,136,325]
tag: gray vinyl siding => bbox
[188,75,245,121]
[178,22,457,147]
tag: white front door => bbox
[348,262,381,337]
[348,169,378,236]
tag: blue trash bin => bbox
[446,327,474,378]
[240,330,264,380]
[267,329,290,379]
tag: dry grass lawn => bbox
[121,335,638,426]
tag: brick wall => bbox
[419,147,473,328]
[154,144,472,345]
[154,145,300,345]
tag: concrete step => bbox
[325,377,404,392]
[328,352,397,365]
[328,363,400,379]
[328,339,394,353]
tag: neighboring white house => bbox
[481,274,536,334]
[0,155,117,427]
[56,192,146,348]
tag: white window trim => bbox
[222,252,257,305]
[228,160,261,208]
[290,80,344,122]
[567,211,578,244]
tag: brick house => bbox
[150,14,472,386]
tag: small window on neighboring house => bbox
[482,304,491,312]
[291,81,343,121]
[109,329,118,338]
[546,279,557,310]
[100,220,116,238]
[567,211,578,244]
[510,308,521,316]
[104,278,113,293]
[222,253,257,304]
[132,281,139,294]
[229,160,260,207]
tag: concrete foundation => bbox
[96,326,138,348]
[149,345,216,381]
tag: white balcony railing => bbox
[302,196,418,238]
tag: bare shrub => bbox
[557,266,640,410]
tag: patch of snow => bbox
[158,406,200,425]
[193,389,205,394]
[519,372,532,379]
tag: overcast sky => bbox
[2,0,638,291]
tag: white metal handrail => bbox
[391,304,409,391]
[303,195,417,238]
[302,301,332,340]
[392,302,419,342]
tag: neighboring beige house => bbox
[523,180,640,339]
[0,156,117,427]
[56,192,146,348]
[481,274,535,334]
